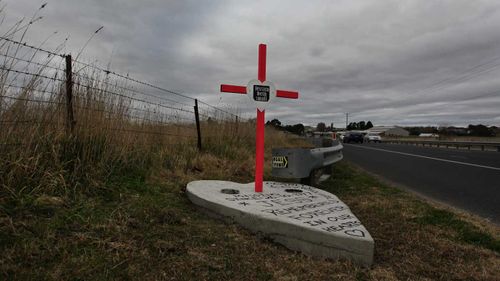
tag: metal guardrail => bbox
[382,139,500,152]
[271,140,343,185]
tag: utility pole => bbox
[345,113,349,129]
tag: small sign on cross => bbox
[220,44,299,193]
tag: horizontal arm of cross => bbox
[220,84,246,94]
[276,90,299,99]
[221,84,299,99]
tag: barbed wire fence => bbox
[0,35,247,151]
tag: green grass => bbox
[323,163,500,253]
[415,208,500,252]
[2,175,188,279]
[1,159,499,280]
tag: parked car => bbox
[342,132,364,143]
[364,133,382,143]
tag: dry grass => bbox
[0,25,253,200]
[1,8,499,281]
[2,158,498,280]
[323,163,500,280]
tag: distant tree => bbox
[423,126,439,134]
[291,124,305,135]
[405,127,421,136]
[266,118,282,128]
[405,126,440,135]
[468,124,494,137]
[316,122,326,132]
[283,123,305,135]
[358,121,366,130]
[348,121,374,130]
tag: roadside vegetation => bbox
[2,151,499,280]
[1,6,499,281]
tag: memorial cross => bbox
[220,44,299,193]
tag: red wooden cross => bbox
[220,44,299,193]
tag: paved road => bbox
[342,143,500,224]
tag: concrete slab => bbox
[187,180,374,267]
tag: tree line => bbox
[315,121,374,131]
[266,119,305,135]
[266,119,377,135]
[404,124,498,137]
[267,119,498,137]
[346,121,373,131]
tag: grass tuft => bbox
[415,208,500,252]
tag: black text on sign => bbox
[253,85,270,102]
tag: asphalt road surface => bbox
[342,142,500,224]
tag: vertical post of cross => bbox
[254,44,267,192]
[219,43,299,193]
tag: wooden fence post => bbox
[65,55,75,134]
[194,99,202,151]
[235,115,239,135]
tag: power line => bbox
[406,56,500,98]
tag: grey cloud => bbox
[2,0,500,127]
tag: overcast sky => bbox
[2,0,500,127]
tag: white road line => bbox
[345,144,500,171]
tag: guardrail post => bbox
[194,99,202,151]
[65,55,75,134]
[300,168,323,186]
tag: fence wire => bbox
[0,36,246,149]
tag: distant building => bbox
[365,126,409,137]
[419,133,439,138]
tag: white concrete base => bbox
[187,180,374,267]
